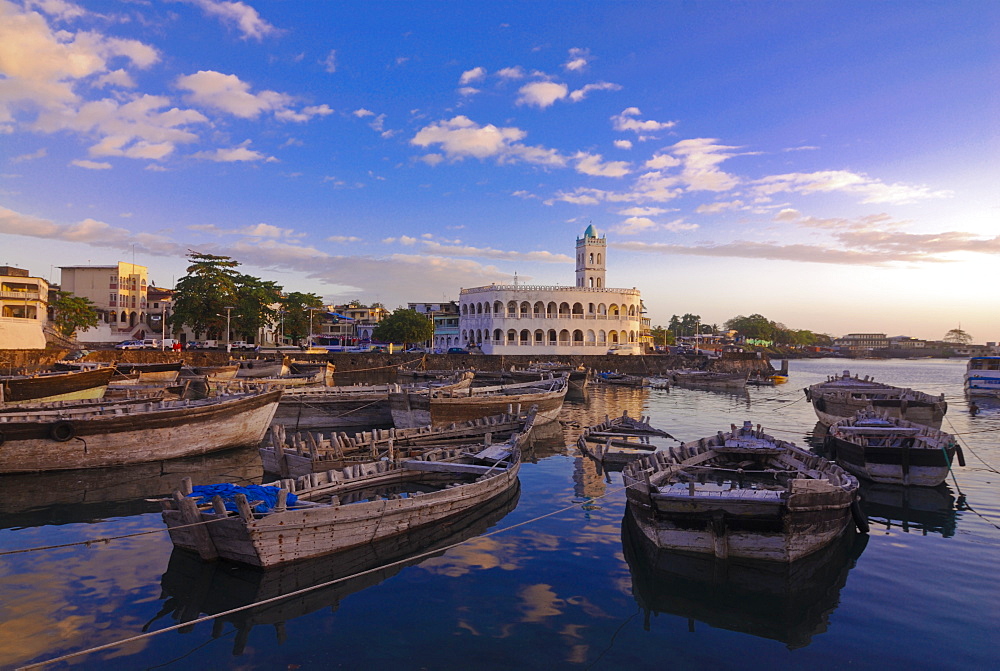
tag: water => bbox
[1,358,997,669]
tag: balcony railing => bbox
[461,284,640,296]
[0,291,41,300]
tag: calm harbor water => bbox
[1,358,997,669]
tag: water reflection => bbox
[621,511,867,649]
[152,483,520,655]
[0,448,263,530]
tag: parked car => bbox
[115,340,144,350]
[229,341,256,351]
[607,343,643,356]
[447,347,469,354]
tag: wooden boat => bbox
[390,375,568,429]
[824,408,963,486]
[671,369,747,389]
[289,360,336,383]
[621,511,865,649]
[262,409,537,478]
[156,482,520,653]
[622,420,863,562]
[0,367,115,404]
[0,388,282,473]
[509,363,590,386]
[273,376,473,432]
[805,370,947,427]
[746,373,776,387]
[577,411,677,469]
[114,360,183,383]
[161,418,529,567]
[232,371,328,388]
[181,364,240,380]
[233,357,289,378]
[964,356,1000,398]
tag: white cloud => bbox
[70,159,111,169]
[516,81,568,108]
[193,140,276,162]
[753,170,954,205]
[237,223,303,238]
[645,153,681,169]
[322,50,337,73]
[696,200,745,214]
[175,70,293,119]
[573,152,631,178]
[458,86,480,97]
[12,148,47,162]
[94,69,136,89]
[669,138,741,192]
[459,67,486,85]
[411,115,565,167]
[612,107,676,134]
[497,66,525,80]
[326,235,362,243]
[184,0,278,40]
[614,139,633,150]
[617,206,672,217]
[569,81,620,102]
[564,47,591,72]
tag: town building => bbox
[59,262,150,345]
[458,226,645,355]
[315,303,390,346]
[888,335,927,350]
[408,301,459,350]
[0,266,48,349]
[833,333,889,352]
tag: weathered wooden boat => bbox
[390,375,568,429]
[262,408,537,478]
[824,408,963,487]
[232,370,328,388]
[671,369,748,389]
[621,510,866,649]
[623,420,863,562]
[181,364,240,380]
[161,422,527,567]
[288,360,336,382]
[156,482,520,653]
[114,360,184,383]
[746,373,776,386]
[509,362,590,386]
[964,356,1000,398]
[0,367,115,404]
[233,357,289,378]
[273,376,473,432]
[805,370,948,427]
[0,388,282,473]
[578,411,677,469]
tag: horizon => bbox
[1,1,997,343]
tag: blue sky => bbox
[1,0,997,342]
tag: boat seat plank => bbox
[402,460,499,475]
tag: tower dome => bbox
[583,224,598,239]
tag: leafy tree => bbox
[233,274,282,341]
[282,292,324,344]
[649,325,674,347]
[170,253,240,339]
[51,291,99,337]
[725,313,777,341]
[667,313,702,337]
[943,328,973,345]
[373,309,434,346]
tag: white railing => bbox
[461,284,640,296]
[0,291,41,300]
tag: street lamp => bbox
[308,307,320,348]
[223,306,234,351]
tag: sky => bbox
[1,0,997,343]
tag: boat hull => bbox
[1,367,114,404]
[0,389,282,472]
[811,396,946,428]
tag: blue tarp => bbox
[189,483,298,513]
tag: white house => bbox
[458,226,644,355]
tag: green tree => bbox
[282,292,324,344]
[667,313,702,338]
[233,274,282,341]
[51,291,99,337]
[649,325,674,347]
[373,309,434,346]
[170,252,240,339]
[725,313,777,341]
[943,328,973,345]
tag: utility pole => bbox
[224,306,233,351]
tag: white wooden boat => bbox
[262,409,537,477]
[181,364,240,380]
[964,356,1000,398]
[0,388,282,473]
[233,357,289,378]
[623,421,863,562]
[824,408,963,486]
[805,370,947,427]
[162,417,530,567]
[390,375,568,428]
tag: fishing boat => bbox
[181,364,240,380]
[805,370,947,427]
[964,356,1000,398]
[622,420,863,562]
[824,408,963,486]
[161,417,529,567]
[0,388,282,473]
[288,360,336,383]
[0,367,115,404]
[671,369,748,389]
[273,376,473,432]
[577,411,677,469]
[113,361,184,383]
[233,357,289,378]
[262,408,536,478]
[389,375,568,428]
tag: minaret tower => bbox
[575,224,607,288]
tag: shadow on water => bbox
[150,482,521,656]
[0,447,263,530]
[621,510,868,650]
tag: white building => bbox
[458,226,644,355]
[0,266,48,349]
[60,262,150,344]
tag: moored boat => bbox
[671,369,748,389]
[578,411,677,469]
[0,367,115,404]
[161,421,528,567]
[233,357,289,378]
[623,420,863,562]
[0,388,282,473]
[805,370,947,427]
[824,408,963,486]
[964,356,1000,398]
[114,360,184,383]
